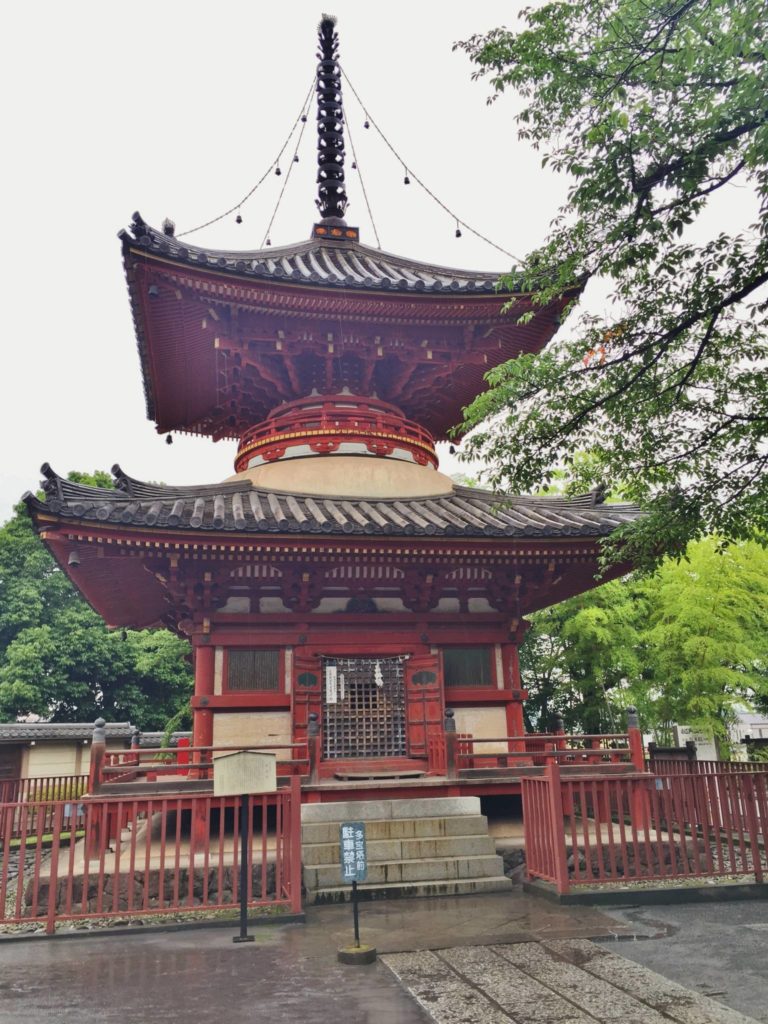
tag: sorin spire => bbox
[315,15,348,223]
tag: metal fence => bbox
[522,760,767,893]
[0,776,302,934]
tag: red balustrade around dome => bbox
[234,393,438,473]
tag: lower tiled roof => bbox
[24,465,640,540]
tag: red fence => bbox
[0,776,88,841]
[0,776,302,934]
[650,758,768,775]
[448,730,645,777]
[522,761,767,893]
[93,743,309,791]
[0,775,88,803]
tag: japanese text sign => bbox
[339,821,367,883]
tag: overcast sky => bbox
[2,1,579,523]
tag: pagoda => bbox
[24,17,640,789]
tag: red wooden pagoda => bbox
[25,17,640,796]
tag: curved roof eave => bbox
[120,212,529,297]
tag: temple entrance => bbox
[321,656,407,759]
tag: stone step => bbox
[302,833,496,866]
[304,852,505,890]
[301,813,491,845]
[300,796,480,824]
[311,875,513,904]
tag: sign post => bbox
[337,820,377,965]
[234,792,254,944]
[213,750,277,945]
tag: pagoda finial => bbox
[315,14,348,224]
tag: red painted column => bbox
[192,643,215,750]
[502,644,528,750]
[191,643,215,845]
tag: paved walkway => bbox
[600,902,768,1023]
[383,940,757,1024]
[0,892,763,1024]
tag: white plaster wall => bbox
[226,455,453,499]
[212,712,292,759]
[213,646,224,696]
[25,743,89,778]
[453,706,509,754]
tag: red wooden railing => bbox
[427,732,447,774]
[91,743,309,791]
[0,776,302,934]
[0,776,88,841]
[650,758,768,775]
[523,760,768,893]
[0,775,88,804]
[445,730,645,777]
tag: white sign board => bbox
[213,750,277,796]
[674,725,718,761]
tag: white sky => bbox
[8,0,756,534]
[1,0,577,523]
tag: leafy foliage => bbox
[0,474,192,726]
[521,538,768,744]
[520,577,648,733]
[456,0,768,564]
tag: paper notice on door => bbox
[338,672,345,700]
[374,660,384,688]
[325,664,338,704]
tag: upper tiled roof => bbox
[121,213,513,296]
[25,465,641,541]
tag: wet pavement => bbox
[599,902,768,1023]
[0,892,633,1024]
[0,892,764,1023]
[383,940,757,1024]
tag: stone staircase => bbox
[301,796,512,904]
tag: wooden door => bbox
[291,651,323,746]
[0,745,22,780]
[404,653,443,758]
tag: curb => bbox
[524,878,768,906]
[0,911,306,943]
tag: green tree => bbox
[0,474,192,727]
[520,577,646,733]
[457,0,768,565]
[520,538,768,747]
[635,538,768,748]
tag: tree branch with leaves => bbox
[456,0,768,565]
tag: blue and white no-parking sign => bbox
[339,821,367,882]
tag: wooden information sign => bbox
[213,750,277,797]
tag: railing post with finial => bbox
[553,713,566,755]
[86,718,107,861]
[444,709,457,780]
[307,713,321,785]
[626,706,645,771]
[130,725,141,767]
[89,718,107,794]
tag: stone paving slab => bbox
[382,942,759,1024]
[544,940,754,1024]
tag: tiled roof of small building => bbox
[25,465,641,540]
[0,722,133,742]
[122,213,513,296]
[138,732,192,748]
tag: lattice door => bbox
[321,656,406,759]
